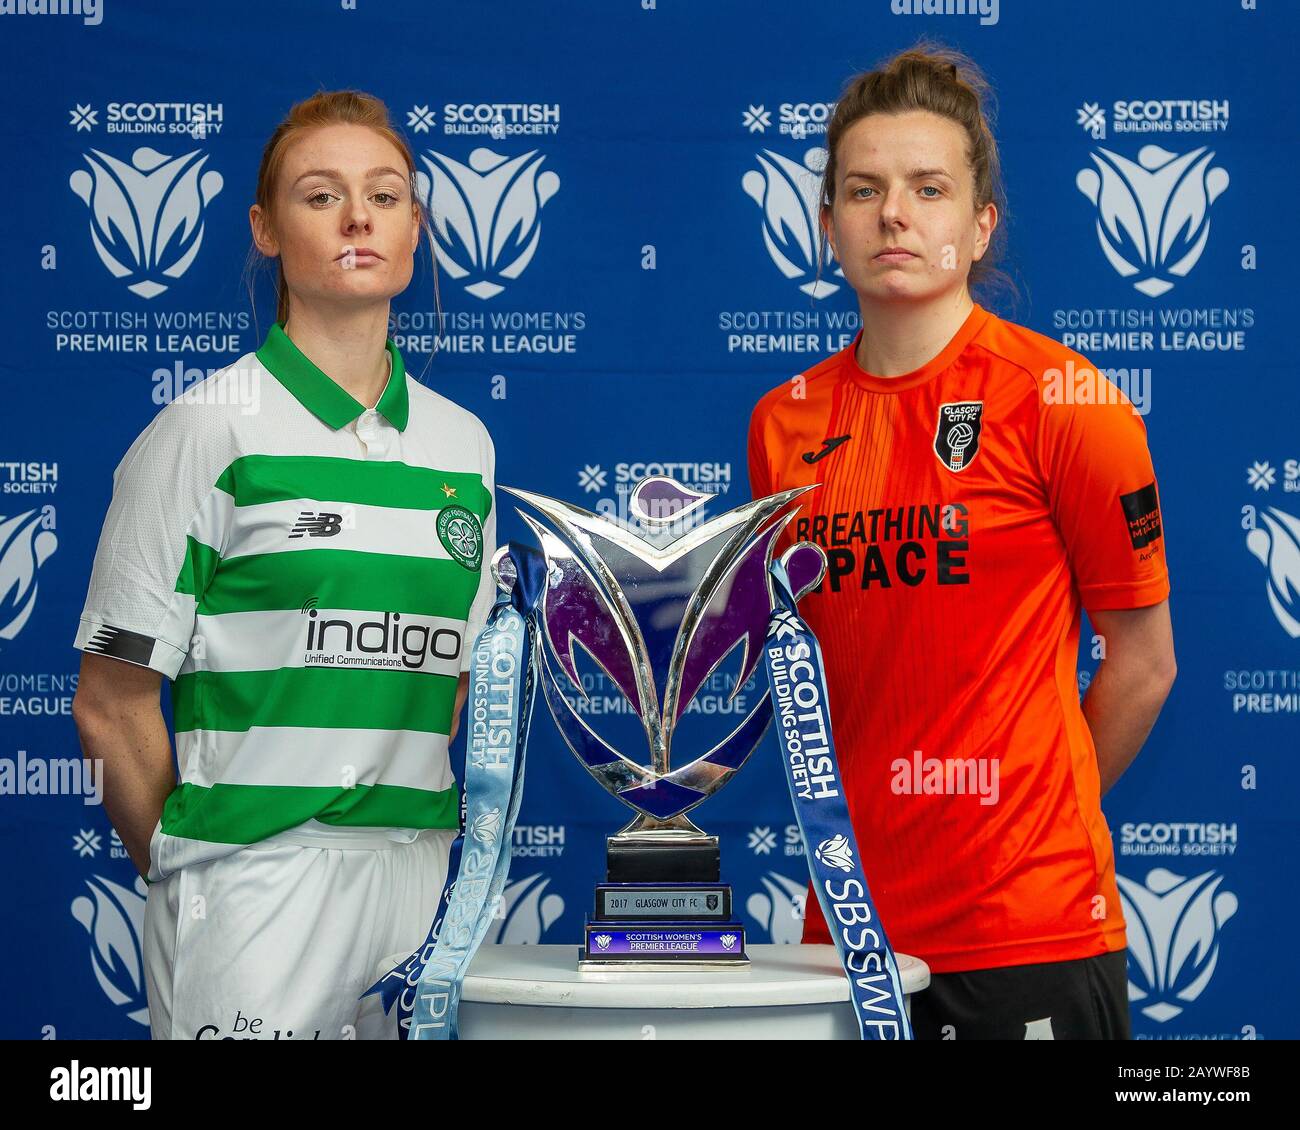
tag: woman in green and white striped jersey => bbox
[72,90,495,1041]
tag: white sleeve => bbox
[73,400,232,679]
[460,425,498,673]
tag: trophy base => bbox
[606,835,720,883]
[584,823,745,970]
[580,920,748,970]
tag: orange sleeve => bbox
[747,397,774,501]
[1034,384,1171,612]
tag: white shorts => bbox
[143,825,454,1040]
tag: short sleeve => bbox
[73,401,232,679]
[460,427,497,673]
[747,399,774,501]
[1035,389,1170,613]
[749,391,808,566]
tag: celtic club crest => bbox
[437,505,483,571]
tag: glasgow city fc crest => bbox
[933,402,984,474]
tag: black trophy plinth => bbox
[580,834,748,970]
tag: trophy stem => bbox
[612,810,709,843]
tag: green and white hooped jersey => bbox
[74,323,496,882]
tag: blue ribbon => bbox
[762,558,913,1040]
[362,544,546,1040]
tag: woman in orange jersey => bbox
[748,46,1176,1040]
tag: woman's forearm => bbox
[1082,659,1174,796]
[73,698,176,877]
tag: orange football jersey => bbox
[748,302,1169,973]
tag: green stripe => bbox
[175,536,221,597]
[159,781,458,845]
[216,455,490,517]
[198,549,481,616]
[173,667,459,734]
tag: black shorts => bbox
[908,949,1131,1040]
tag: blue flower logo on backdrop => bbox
[0,508,58,646]
[1245,506,1300,638]
[1117,867,1238,1023]
[69,147,225,299]
[1075,144,1229,298]
[418,147,560,300]
[742,147,843,299]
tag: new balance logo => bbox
[802,435,851,464]
[289,512,343,539]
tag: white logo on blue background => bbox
[71,875,150,1027]
[742,147,842,299]
[418,147,560,300]
[815,834,854,873]
[72,829,102,858]
[746,872,807,944]
[483,872,565,945]
[742,105,771,134]
[471,807,502,845]
[69,104,98,132]
[0,508,57,644]
[1077,101,1106,139]
[1076,145,1228,297]
[69,147,224,299]
[1117,867,1238,1023]
[1246,506,1300,638]
[1247,461,1276,492]
[407,105,437,134]
[578,465,606,493]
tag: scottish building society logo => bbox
[1075,144,1228,297]
[71,875,150,1027]
[0,507,57,645]
[417,147,560,300]
[814,833,854,872]
[1117,867,1238,1023]
[69,146,224,299]
[1245,506,1300,638]
[742,147,842,299]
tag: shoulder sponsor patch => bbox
[934,401,984,473]
[1119,482,1162,549]
[437,505,483,570]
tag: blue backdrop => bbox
[1,0,1294,1039]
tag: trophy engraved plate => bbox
[595,883,732,921]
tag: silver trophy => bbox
[493,476,825,969]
